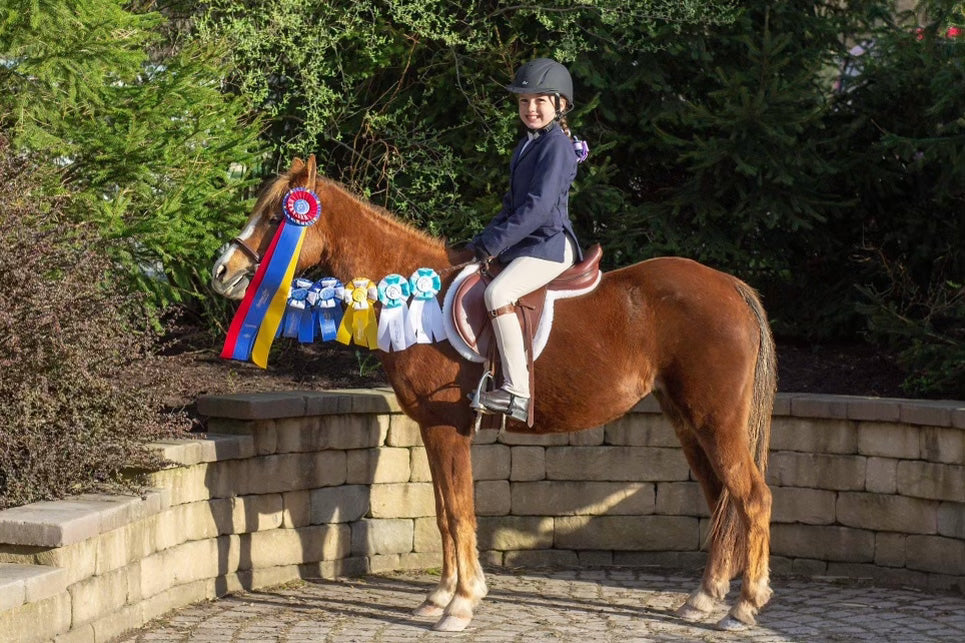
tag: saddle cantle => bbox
[443,244,603,363]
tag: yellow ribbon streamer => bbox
[336,277,379,349]
[249,231,305,368]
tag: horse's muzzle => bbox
[211,262,250,300]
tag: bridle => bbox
[229,235,263,264]
[226,213,284,265]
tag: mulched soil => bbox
[159,322,911,430]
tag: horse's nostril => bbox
[215,264,226,280]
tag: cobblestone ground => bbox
[116,568,965,642]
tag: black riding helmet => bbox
[505,58,574,116]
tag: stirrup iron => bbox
[470,368,495,432]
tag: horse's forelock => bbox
[249,170,298,225]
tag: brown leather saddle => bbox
[451,243,603,368]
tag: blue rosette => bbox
[277,277,314,340]
[313,277,345,342]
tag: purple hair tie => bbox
[573,136,589,163]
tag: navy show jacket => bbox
[472,122,583,263]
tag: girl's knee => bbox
[484,282,512,310]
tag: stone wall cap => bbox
[0,563,66,610]
[780,394,964,427]
[148,434,255,466]
[198,389,962,426]
[899,399,962,427]
[629,394,661,414]
[198,388,400,420]
[0,490,167,548]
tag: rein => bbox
[438,259,477,277]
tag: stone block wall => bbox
[0,388,962,641]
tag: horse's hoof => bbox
[717,615,751,631]
[433,615,472,632]
[413,601,445,618]
[676,604,711,622]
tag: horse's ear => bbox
[306,154,318,188]
[289,157,306,174]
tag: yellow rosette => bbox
[336,277,379,348]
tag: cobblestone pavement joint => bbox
[116,567,965,642]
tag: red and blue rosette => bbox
[283,188,320,226]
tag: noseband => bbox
[229,236,264,264]
[227,214,284,265]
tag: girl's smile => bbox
[517,93,559,130]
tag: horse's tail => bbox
[736,280,776,474]
[709,280,777,565]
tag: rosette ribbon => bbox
[407,268,445,343]
[277,278,314,341]
[312,277,344,342]
[376,274,415,352]
[336,278,379,348]
[220,187,321,367]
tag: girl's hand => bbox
[468,242,492,263]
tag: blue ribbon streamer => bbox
[315,278,344,342]
[226,222,304,361]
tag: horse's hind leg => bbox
[713,451,772,629]
[694,420,772,628]
[659,400,734,620]
[418,424,488,632]
[663,397,772,627]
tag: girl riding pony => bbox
[468,58,588,422]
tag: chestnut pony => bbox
[211,156,777,632]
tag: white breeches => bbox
[483,240,575,397]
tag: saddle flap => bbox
[452,271,492,354]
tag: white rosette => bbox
[376,274,415,352]
[407,268,445,343]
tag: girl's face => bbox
[517,93,562,130]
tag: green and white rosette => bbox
[407,268,445,343]
[376,274,415,351]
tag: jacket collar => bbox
[526,120,560,139]
[514,121,559,169]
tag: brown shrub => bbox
[0,139,188,509]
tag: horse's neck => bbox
[317,191,449,281]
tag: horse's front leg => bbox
[418,423,487,632]
[413,427,457,618]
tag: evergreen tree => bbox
[575,2,887,335]
[0,0,264,317]
[833,0,965,396]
